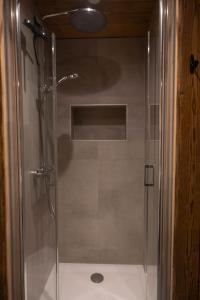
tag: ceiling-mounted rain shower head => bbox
[43,7,107,33]
[69,8,106,33]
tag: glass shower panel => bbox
[41,33,58,300]
[145,29,160,300]
[20,5,57,298]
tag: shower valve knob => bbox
[30,166,54,177]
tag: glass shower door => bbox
[19,6,57,297]
[144,30,160,300]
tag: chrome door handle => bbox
[144,164,154,187]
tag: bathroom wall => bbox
[20,1,57,299]
[57,38,146,264]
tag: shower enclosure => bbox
[5,0,176,299]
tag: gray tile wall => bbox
[57,38,146,264]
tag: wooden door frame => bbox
[0,1,9,298]
[173,0,200,299]
[159,1,200,299]
[0,0,23,299]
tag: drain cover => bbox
[90,273,104,283]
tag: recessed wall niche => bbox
[71,105,127,140]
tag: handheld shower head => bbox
[24,17,48,40]
[40,73,79,94]
[23,17,49,65]
[57,73,79,87]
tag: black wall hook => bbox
[190,54,199,74]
